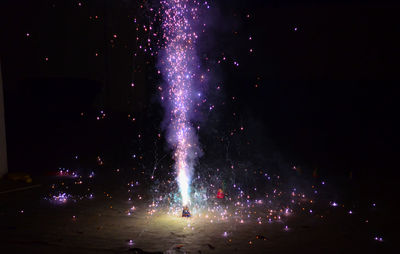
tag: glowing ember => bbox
[52,193,69,204]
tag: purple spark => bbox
[159,0,206,206]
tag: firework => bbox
[159,0,206,207]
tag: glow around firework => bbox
[159,0,205,206]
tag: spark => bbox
[330,201,338,207]
[159,0,204,207]
[52,193,69,204]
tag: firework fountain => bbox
[159,0,204,208]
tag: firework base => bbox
[182,206,191,217]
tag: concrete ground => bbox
[0,175,393,254]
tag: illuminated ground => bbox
[0,174,391,254]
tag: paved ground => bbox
[0,176,393,254]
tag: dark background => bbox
[0,0,399,202]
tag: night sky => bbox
[1,0,399,196]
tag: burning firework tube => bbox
[182,205,191,217]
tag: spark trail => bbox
[159,0,204,206]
